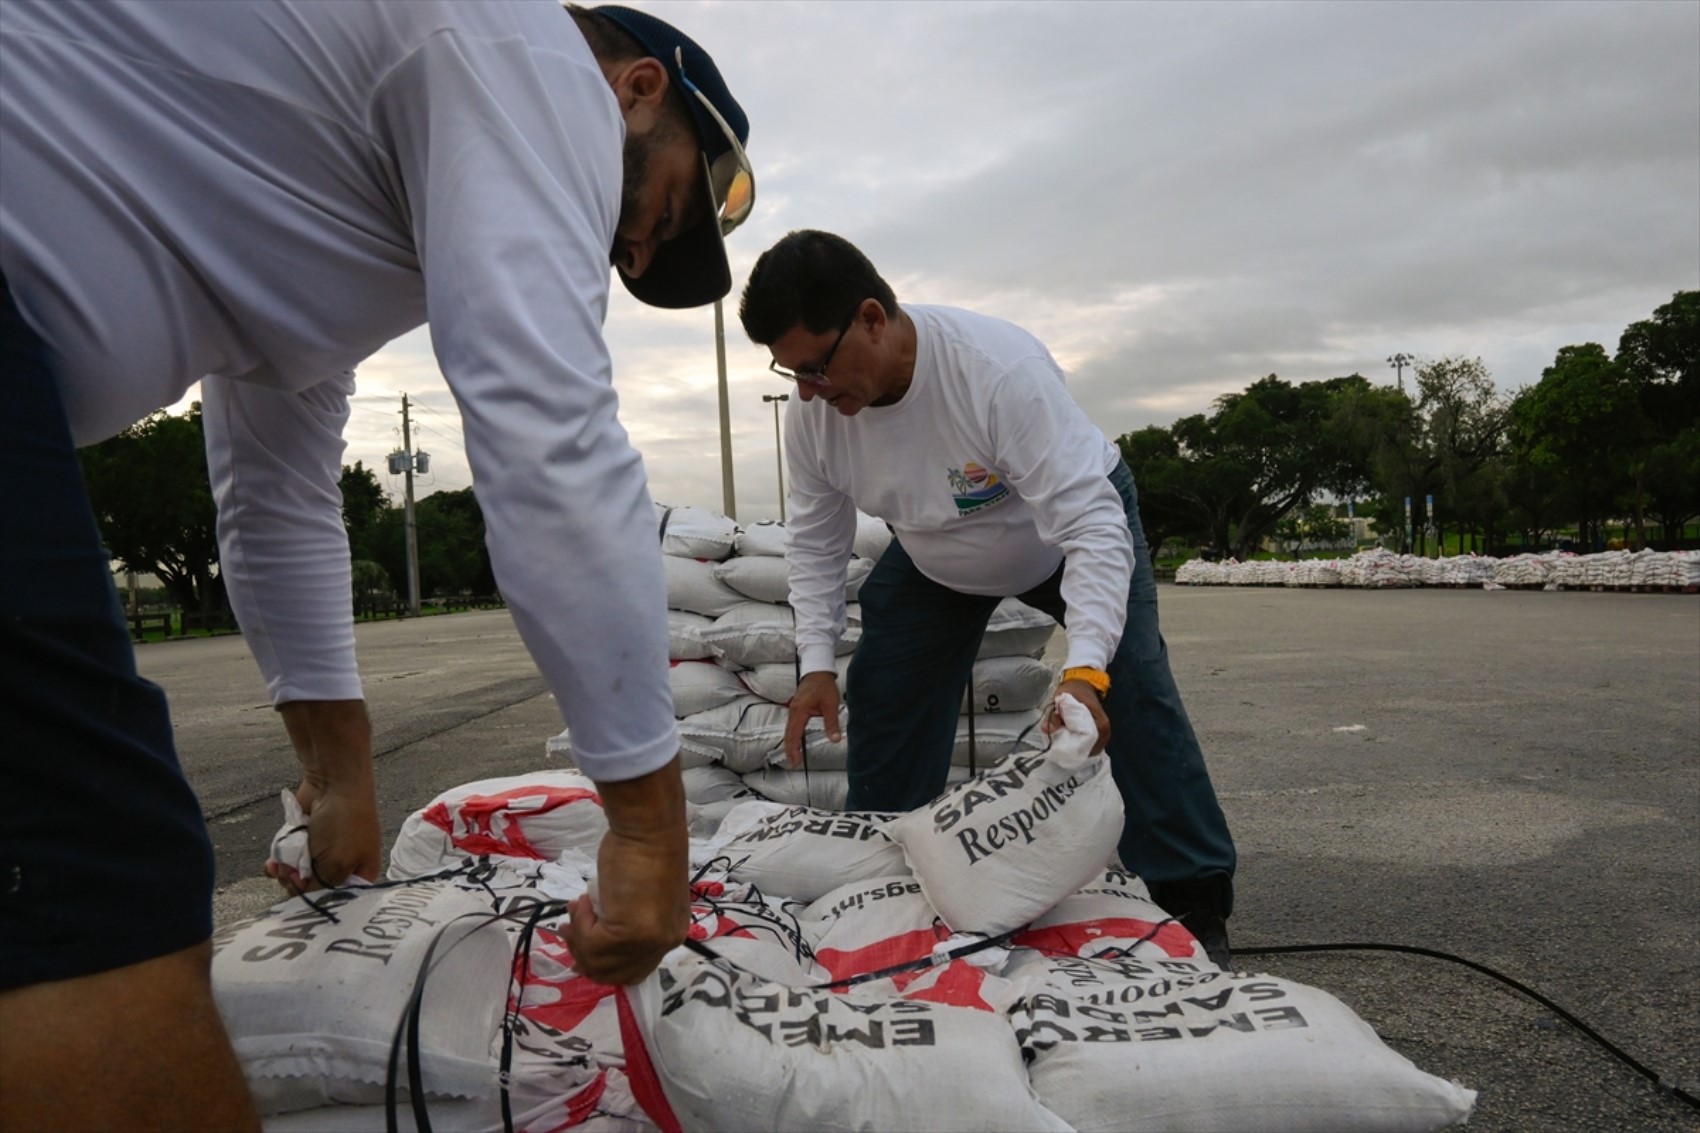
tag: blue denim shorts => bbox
[0,273,216,988]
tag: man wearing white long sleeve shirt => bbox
[739,230,1236,967]
[0,2,754,1126]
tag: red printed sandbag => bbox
[615,956,1072,1133]
[1013,866,1207,964]
[801,875,949,986]
[389,771,608,879]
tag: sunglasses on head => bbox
[675,47,755,237]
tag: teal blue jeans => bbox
[844,461,1236,910]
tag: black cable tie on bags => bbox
[1234,941,1700,1116]
[683,925,1021,992]
[291,860,492,926]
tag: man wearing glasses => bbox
[0,2,752,1126]
[740,230,1236,969]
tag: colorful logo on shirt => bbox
[947,462,1011,515]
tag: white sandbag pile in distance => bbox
[551,505,1057,815]
[1177,547,1700,592]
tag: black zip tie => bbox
[682,925,1020,991]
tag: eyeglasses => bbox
[770,310,856,386]
[675,48,755,236]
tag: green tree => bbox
[1274,502,1352,559]
[1167,374,1372,560]
[1114,425,1206,561]
[1414,357,1509,554]
[1512,343,1640,550]
[78,404,223,613]
[1617,291,1700,547]
[338,461,392,563]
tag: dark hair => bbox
[566,5,692,132]
[739,230,899,344]
[566,4,646,61]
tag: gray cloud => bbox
[350,0,1698,515]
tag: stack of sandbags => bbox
[1180,548,1698,593]
[242,744,1477,1133]
[1491,552,1563,587]
[552,506,1053,815]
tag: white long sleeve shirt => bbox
[0,0,678,781]
[785,304,1134,677]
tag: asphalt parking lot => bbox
[143,586,1699,1132]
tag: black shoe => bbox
[1181,909,1232,970]
[1149,876,1234,970]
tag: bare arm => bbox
[566,757,692,985]
[268,699,382,891]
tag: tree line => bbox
[79,418,494,613]
[74,290,1694,608]
[1117,291,1697,561]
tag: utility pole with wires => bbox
[388,393,430,616]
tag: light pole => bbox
[762,393,789,521]
[1387,352,1414,394]
[714,299,737,519]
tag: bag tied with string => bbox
[884,693,1124,935]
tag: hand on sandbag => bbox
[1044,679,1110,755]
[568,758,691,985]
[784,670,843,767]
[267,700,382,893]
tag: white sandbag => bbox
[701,602,798,667]
[679,879,822,986]
[617,957,1073,1133]
[657,504,738,561]
[547,728,715,774]
[388,771,608,880]
[1010,867,1209,964]
[741,654,850,704]
[1004,952,1478,1132]
[727,598,859,661]
[708,801,909,903]
[801,875,947,985]
[979,598,1056,660]
[667,610,715,661]
[668,660,748,717]
[709,557,877,609]
[950,708,1046,768]
[676,698,792,773]
[741,765,972,813]
[258,1073,647,1133]
[509,917,627,1071]
[681,764,761,806]
[663,555,748,618]
[734,519,790,557]
[711,555,792,604]
[964,656,1058,715]
[213,882,513,1115]
[740,767,854,811]
[885,694,1123,934]
[853,512,894,563]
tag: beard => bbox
[613,117,681,262]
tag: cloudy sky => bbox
[338,0,1699,521]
